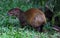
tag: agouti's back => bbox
[25,8,46,28]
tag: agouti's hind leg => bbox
[35,25,44,32]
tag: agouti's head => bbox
[7,8,23,18]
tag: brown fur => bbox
[25,8,46,27]
[25,8,46,32]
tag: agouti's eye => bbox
[9,12,14,16]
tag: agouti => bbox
[8,8,46,32]
[24,8,46,32]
